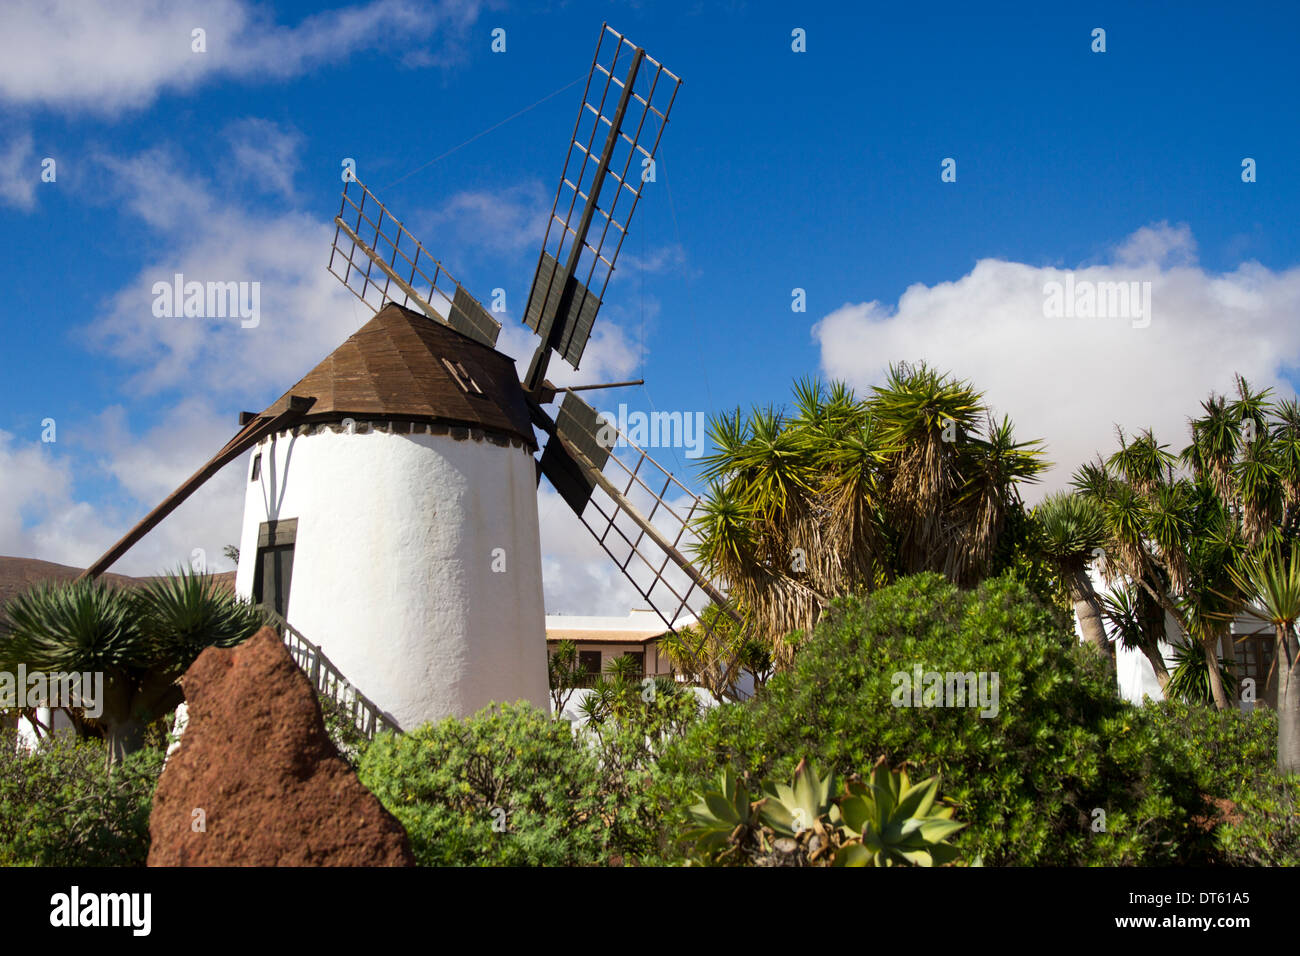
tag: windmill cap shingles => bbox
[259,303,536,448]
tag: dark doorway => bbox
[252,519,297,619]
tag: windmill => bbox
[80,24,739,731]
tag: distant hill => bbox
[0,556,236,613]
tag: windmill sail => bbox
[537,391,736,634]
[523,24,681,390]
[329,176,501,348]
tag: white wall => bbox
[235,423,549,730]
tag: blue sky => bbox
[2,0,1299,612]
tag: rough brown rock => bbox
[148,626,414,866]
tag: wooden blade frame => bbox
[523,23,681,391]
[78,397,316,580]
[328,176,502,348]
[532,392,738,634]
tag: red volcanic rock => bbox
[148,626,413,866]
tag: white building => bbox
[545,608,680,681]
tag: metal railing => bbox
[257,606,401,739]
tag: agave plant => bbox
[831,759,966,867]
[758,758,836,840]
[681,757,967,867]
[682,767,758,864]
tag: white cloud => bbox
[224,117,302,199]
[814,223,1300,498]
[0,406,246,576]
[421,182,551,258]
[1112,221,1198,268]
[86,139,360,401]
[0,0,481,115]
[0,132,38,210]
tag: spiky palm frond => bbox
[1181,393,1237,502]
[0,579,141,674]
[1108,429,1176,495]
[1228,374,1274,438]
[1165,640,1237,706]
[1071,458,1115,501]
[1233,437,1282,547]
[870,363,984,576]
[1145,481,1192,594]
[947,416,1049,585]
[134,567,264,668]
[1099,584,1145,652]
[1103,483,1152,581]
[1035,492,1107,566]
[691,481,760,580]
[1229,542,1300,633]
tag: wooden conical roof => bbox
[260,303,535,447]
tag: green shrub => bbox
[1137,701,1299,865]
[0,731,162,866]
[359,687,702,866]
[360,703,602,866]
[653,572,1280,865]
[1214,779,1300,865]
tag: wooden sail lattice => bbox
[329,176,501,348]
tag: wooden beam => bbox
[78,396,316,581]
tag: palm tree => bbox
[0,569,264,764]
[870,363,984,578]
[1034,492,1110,662]
[1230,542,1300,773]
[1076,375,1300,714]
[547,640,584,714]
[693,367,1046,668]
[1164,641,1238,707]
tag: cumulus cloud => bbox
[86,139,360,401]
[814,222,1300,498]
[0,0,481,115]
[224,118,302,199]
[0,404,247,577]
[0,429,104,565]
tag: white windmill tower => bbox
[82,24,739,733]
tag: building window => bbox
[1232,631,1275,704]
[250,454,261,481]
[622,651,645,674]
[578,651,602,678]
